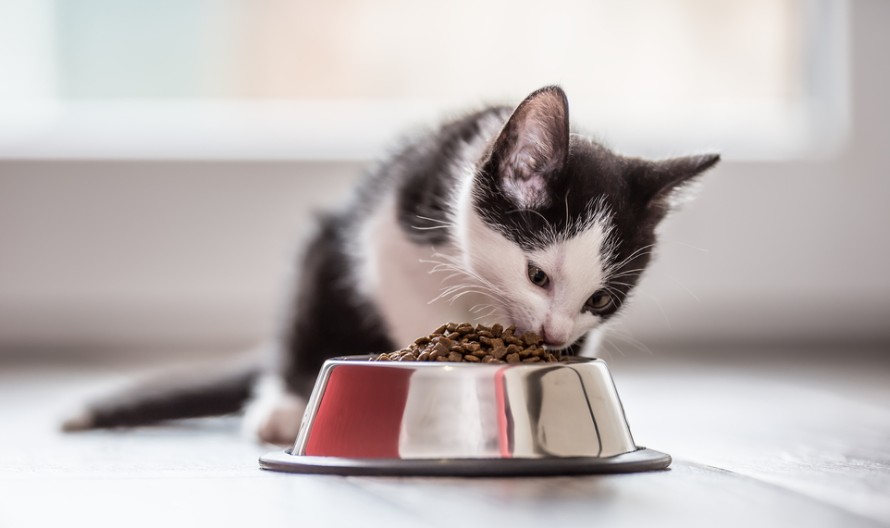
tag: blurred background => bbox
[0,0,886,360]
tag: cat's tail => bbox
[62,357,263,431]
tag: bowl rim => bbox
[333,354,598,367]
[258,447,671,476]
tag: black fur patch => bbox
[281,213,396,397]
[394,106,510,245]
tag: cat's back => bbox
[347,105,511,244]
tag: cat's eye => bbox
[586,291,612,311]
[527,264,550,287]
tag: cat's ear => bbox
[642,154,721,209]
[484,86,570,209]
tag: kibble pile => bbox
[371,322,565,363]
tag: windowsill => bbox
[0,98,847,162]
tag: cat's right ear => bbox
[482,86,570,209]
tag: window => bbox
[0,0,848,160]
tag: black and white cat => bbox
[65,86,719,445]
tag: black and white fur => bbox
[65,86,719,445]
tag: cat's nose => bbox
[541,329,566,348]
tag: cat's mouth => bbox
[540,330,568,350]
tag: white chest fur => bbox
[352,195,490,348]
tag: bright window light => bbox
[0,0,848,160]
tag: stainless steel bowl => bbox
[260,356,670,476]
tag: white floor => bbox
[1,347,888,528]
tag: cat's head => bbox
[457,86,719,349]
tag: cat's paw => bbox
[243,375,306,446]
[256,394,306,446]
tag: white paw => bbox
[243,375,307,446]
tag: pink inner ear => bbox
[497,89,568,209]
[502,169,550,209]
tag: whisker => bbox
[663,240,710,253]
[449,289,492,304]
[506,207,551,229]
[664,273,700,302]
[605,326,654,356]
[606,244,658,274]
[600,336,625,358]
[608,268,649,278]
[642,293,672,330]
[416,215,452,226]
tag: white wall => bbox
[0,0,887,354]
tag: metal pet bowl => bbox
[259,356,670,476]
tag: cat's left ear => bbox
[484,86,570,209]
[643,154,721,210]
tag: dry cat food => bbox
[371,322,565,364]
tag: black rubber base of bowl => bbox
[259,448,671,477]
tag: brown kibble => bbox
[521,332,543,346]
[522,356,541,363]
[371,322,546,363]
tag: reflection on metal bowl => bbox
[260,356,670,476]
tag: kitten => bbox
[64,86,719,445]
